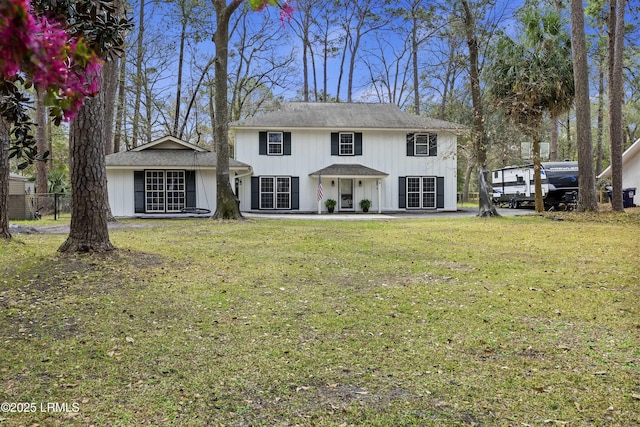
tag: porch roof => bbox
[309,163,388,178]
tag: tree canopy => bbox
[485,7,574,212]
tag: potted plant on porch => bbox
[359,199,371,213]
[325,198,337,213]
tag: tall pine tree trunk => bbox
[608,0,625,212]
[58,90,114,253]
[0,118,11,240]
[212,0,242,219]
[35,89,49,214]
[173,18,187,136]
[549,112,559,161]
[412,14,420,115]
[131,0,145,148]
[569,0,598,212]
[103,58,119,155]
[596,53,605,174]
[595,15,605,175]
[461,0,497,217]
[114,52,127,153]
[532,132,544,213]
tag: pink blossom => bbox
[0,0,35,78]
[1,0,105,121]
[279,2,294,28]
[29,17,70,88]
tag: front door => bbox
[339,178,354,211]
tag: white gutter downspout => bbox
[233,166,254,197]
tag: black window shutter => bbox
[429,134,438,156]
[331,132,339,155]
[355,133,363,155]
[134,171,145,213]
[251,177,260,209]
[283,132,292,155]
[185,171,196,208]
[436,177,445,208]
[291,177,299,210]
[259,132,267,155]
[406,133,414,156]
[398,177,406,209]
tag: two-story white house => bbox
[231,102,466,213]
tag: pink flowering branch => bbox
[249,0,294,27]
[0,0,104,121]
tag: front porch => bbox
[309,164,388,214]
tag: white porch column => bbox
[377,179,382,213]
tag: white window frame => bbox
[339,132,355,156]
[407,176,436,209]
[145,170,186,213]
[145,171,165,213]
[165,171,186,212]
[267,132,283,155]
[413,133,437,157]
[260,176,291,209]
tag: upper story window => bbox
[259,131,291,156]
[331,132,362,156]
[406,133,437,157]
[340,133,354,155]
[268,132,283,155]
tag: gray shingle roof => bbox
[230,102,468,133]
[309,164,388,177]
[105,150,250,169]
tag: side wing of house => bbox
[105,137,228,217]
[234,128,457,213]
[106,167,215,217]
[598,137,640,206]
[622,146,640,206]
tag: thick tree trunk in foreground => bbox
[569,0,598,212]
[58,93,114,253]
[212,0,242,220]
[0,118,11,240]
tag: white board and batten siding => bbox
[106,169,133,217]
[106,167,217,217]
[234,128,458,212]
[598,137,640,206]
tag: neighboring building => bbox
[8,173,35,220]
[230,102,466,213]
[598,137,640,206]
[105,136,251,217]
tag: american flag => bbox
[317,175,323,201]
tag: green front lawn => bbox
[1,213,639,426]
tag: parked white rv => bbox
[492,161,579,209]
